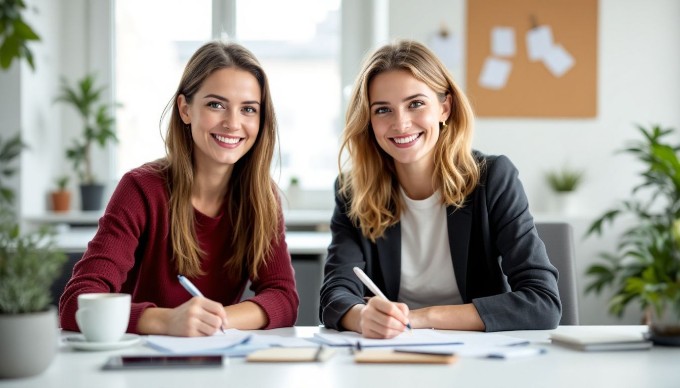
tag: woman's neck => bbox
[395,158,437,200]
[191,163,233,217]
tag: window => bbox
[114,0,341,190]
[114,0,212,177]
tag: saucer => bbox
[65,333,142,351]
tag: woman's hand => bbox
[357,297,410,339]
[138,297,227,336]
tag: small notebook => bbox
[246,347,336,362]
[550,330,652,351]
[354,349,457,364]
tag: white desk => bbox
[2,326,678,388]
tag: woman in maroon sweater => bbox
[59,42,299,336]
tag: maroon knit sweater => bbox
[59,165,299,333]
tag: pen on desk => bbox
[352,267,413,332]
[177,275,226,334]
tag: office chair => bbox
[535,222,580,325]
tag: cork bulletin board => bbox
[466,0,598,117]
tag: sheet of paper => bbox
[526,25,553,61]
[543,44,574,77]
[146,329,252,353]
[313,329,465,347]
[478,57,512,90]
[491,27,516,57]
[248,333,318,348]
[429,33,462,69]
[394,344,545,359]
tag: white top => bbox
[398,188,462,309]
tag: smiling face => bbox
[178,67,261,174]
[368,69,451,173]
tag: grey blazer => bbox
[319,153,561,332]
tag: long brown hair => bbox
[339,40,480,241]
[160,41,280,279]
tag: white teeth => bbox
[215,134,240,144]
[393,134,419,144]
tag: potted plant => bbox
[0,134,67,379]
[50,175,70,212]
[545,165,584,214]
[585,124,680,345]
[55,73,117,211]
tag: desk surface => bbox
[3,326,678,388]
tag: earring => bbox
[439,121,448,130]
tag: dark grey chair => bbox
[535,222,580,325]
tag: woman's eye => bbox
[374,107,389,115]
[409,100,424,109]
[208,101,224,109]
[243,106,257,114]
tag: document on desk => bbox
[146,329,252,353]
[314,330,529,350]
[313,329,467,347]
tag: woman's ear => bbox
[177,94,191,124]
[440,93,453,123]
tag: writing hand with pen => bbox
[172,275,228,337]
[349,267,413,339]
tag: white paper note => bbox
[491,27,516,57]
[526,25,554,61]
[543,43,575,77]
[478,57,512,90]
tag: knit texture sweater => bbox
[59,165,299,333]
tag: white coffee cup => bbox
[76,293,131,343]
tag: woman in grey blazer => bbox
[319,40,561,338]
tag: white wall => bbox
[387,0,680,324]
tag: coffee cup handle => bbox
[75,308,89,331]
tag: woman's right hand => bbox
[139,297,227,336]
[355,297,410,339]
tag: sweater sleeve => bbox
[246,206,300,328]
[471,155,562,331]
[58,170,157,333]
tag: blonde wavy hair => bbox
[159,41,280,280]
[339,40,480,241]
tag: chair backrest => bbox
[535,222,580,325]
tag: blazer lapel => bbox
[446,204,472,301]
[376,223,401,300]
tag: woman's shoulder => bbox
[119,160,169,191]
[472,150,516,176]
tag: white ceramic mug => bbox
[75,293,131,343]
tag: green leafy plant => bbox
[0,0,41,70]
[585,124,680,322]
[54,175,69,191]
[55,73,117,184]
[0,135,66,314]
[0,133,25,206]
[0,208,66,314]
[545,166,584,193]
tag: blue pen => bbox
[177,275,226,333]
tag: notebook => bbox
[550,329,652,351]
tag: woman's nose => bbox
[391,111,411,132]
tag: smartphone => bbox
[102,355,224,370]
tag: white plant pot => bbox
[0,306,58,379]
[550,192,579,215]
